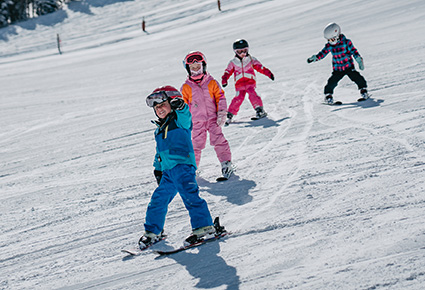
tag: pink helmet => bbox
[183,51,207,76]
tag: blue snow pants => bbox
[144,164,213,235]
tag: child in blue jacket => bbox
[307,22,369,104]
[140,85,216,248]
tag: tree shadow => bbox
[67,1,94,15]
[197,174,255,206]
[0,0,135,41]
[16,9,68,31]
[0,9,68,41]
[69,0,135,14]
[156,241,240,290]
[0,25,18,41]
[86,0,135,8]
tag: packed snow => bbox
[1,0,425,289]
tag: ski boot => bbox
[254,106,267,119]
[224,112,233,126]
[221,160,234,179]
[138,231,166,250]
[324,94,334,105]
[184,225,216,246]
[359,88,370,100]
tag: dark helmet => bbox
[233,39,249,50]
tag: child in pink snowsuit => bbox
[181,51,233,179]
[221,39,274,125]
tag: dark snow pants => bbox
[324,68,367,95]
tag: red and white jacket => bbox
[222,55,273,89]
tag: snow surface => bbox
[1,0,425,289]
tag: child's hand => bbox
[354,56,364,70]
[269,73,275,81]
[217,111,227,127]
[170,97,185,110]
[222,82,228,88]
[154,170,162,185]
[307,55,318,63]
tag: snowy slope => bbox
[1,0,425,289]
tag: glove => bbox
[154,170,162,185]
[222,82,228,88]
[217,110,227,127]
[170,97,185,110]
[269,73,275,81]
[307,55,318,63]
[354,56,364,70]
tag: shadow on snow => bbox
[155,241,241,290]
[197,174,255,206]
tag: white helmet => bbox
[323,22,341,45]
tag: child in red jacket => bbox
[222,39,274,125]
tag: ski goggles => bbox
[146,90,182,107]
[235,48,249,55]
[146,91,168,108]
[185,53,205,65]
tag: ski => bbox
[121,235,167,256]
[155,231,230,256]
[155,217,229,256]
[358,93,372,102]
[357,97,370,102]
[216,164,235,182]
[323,101,342,106]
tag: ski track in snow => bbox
[1,0,425,289]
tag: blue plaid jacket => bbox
[316,34,361,71]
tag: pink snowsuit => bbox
[222,55,273,115]
[181,73,232,166]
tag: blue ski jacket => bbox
[153,105,197,172]
[316,34,361,71]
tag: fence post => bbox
[57,33,62,54]
[217,0,221,11]
[142,17,146,32]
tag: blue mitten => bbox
[307,55,318,63]
[354,56,364,70]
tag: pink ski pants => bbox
[227,84,263,115]
[192,119,231,166]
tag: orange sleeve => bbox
[208,79,226,111]
[180,83,192,104]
